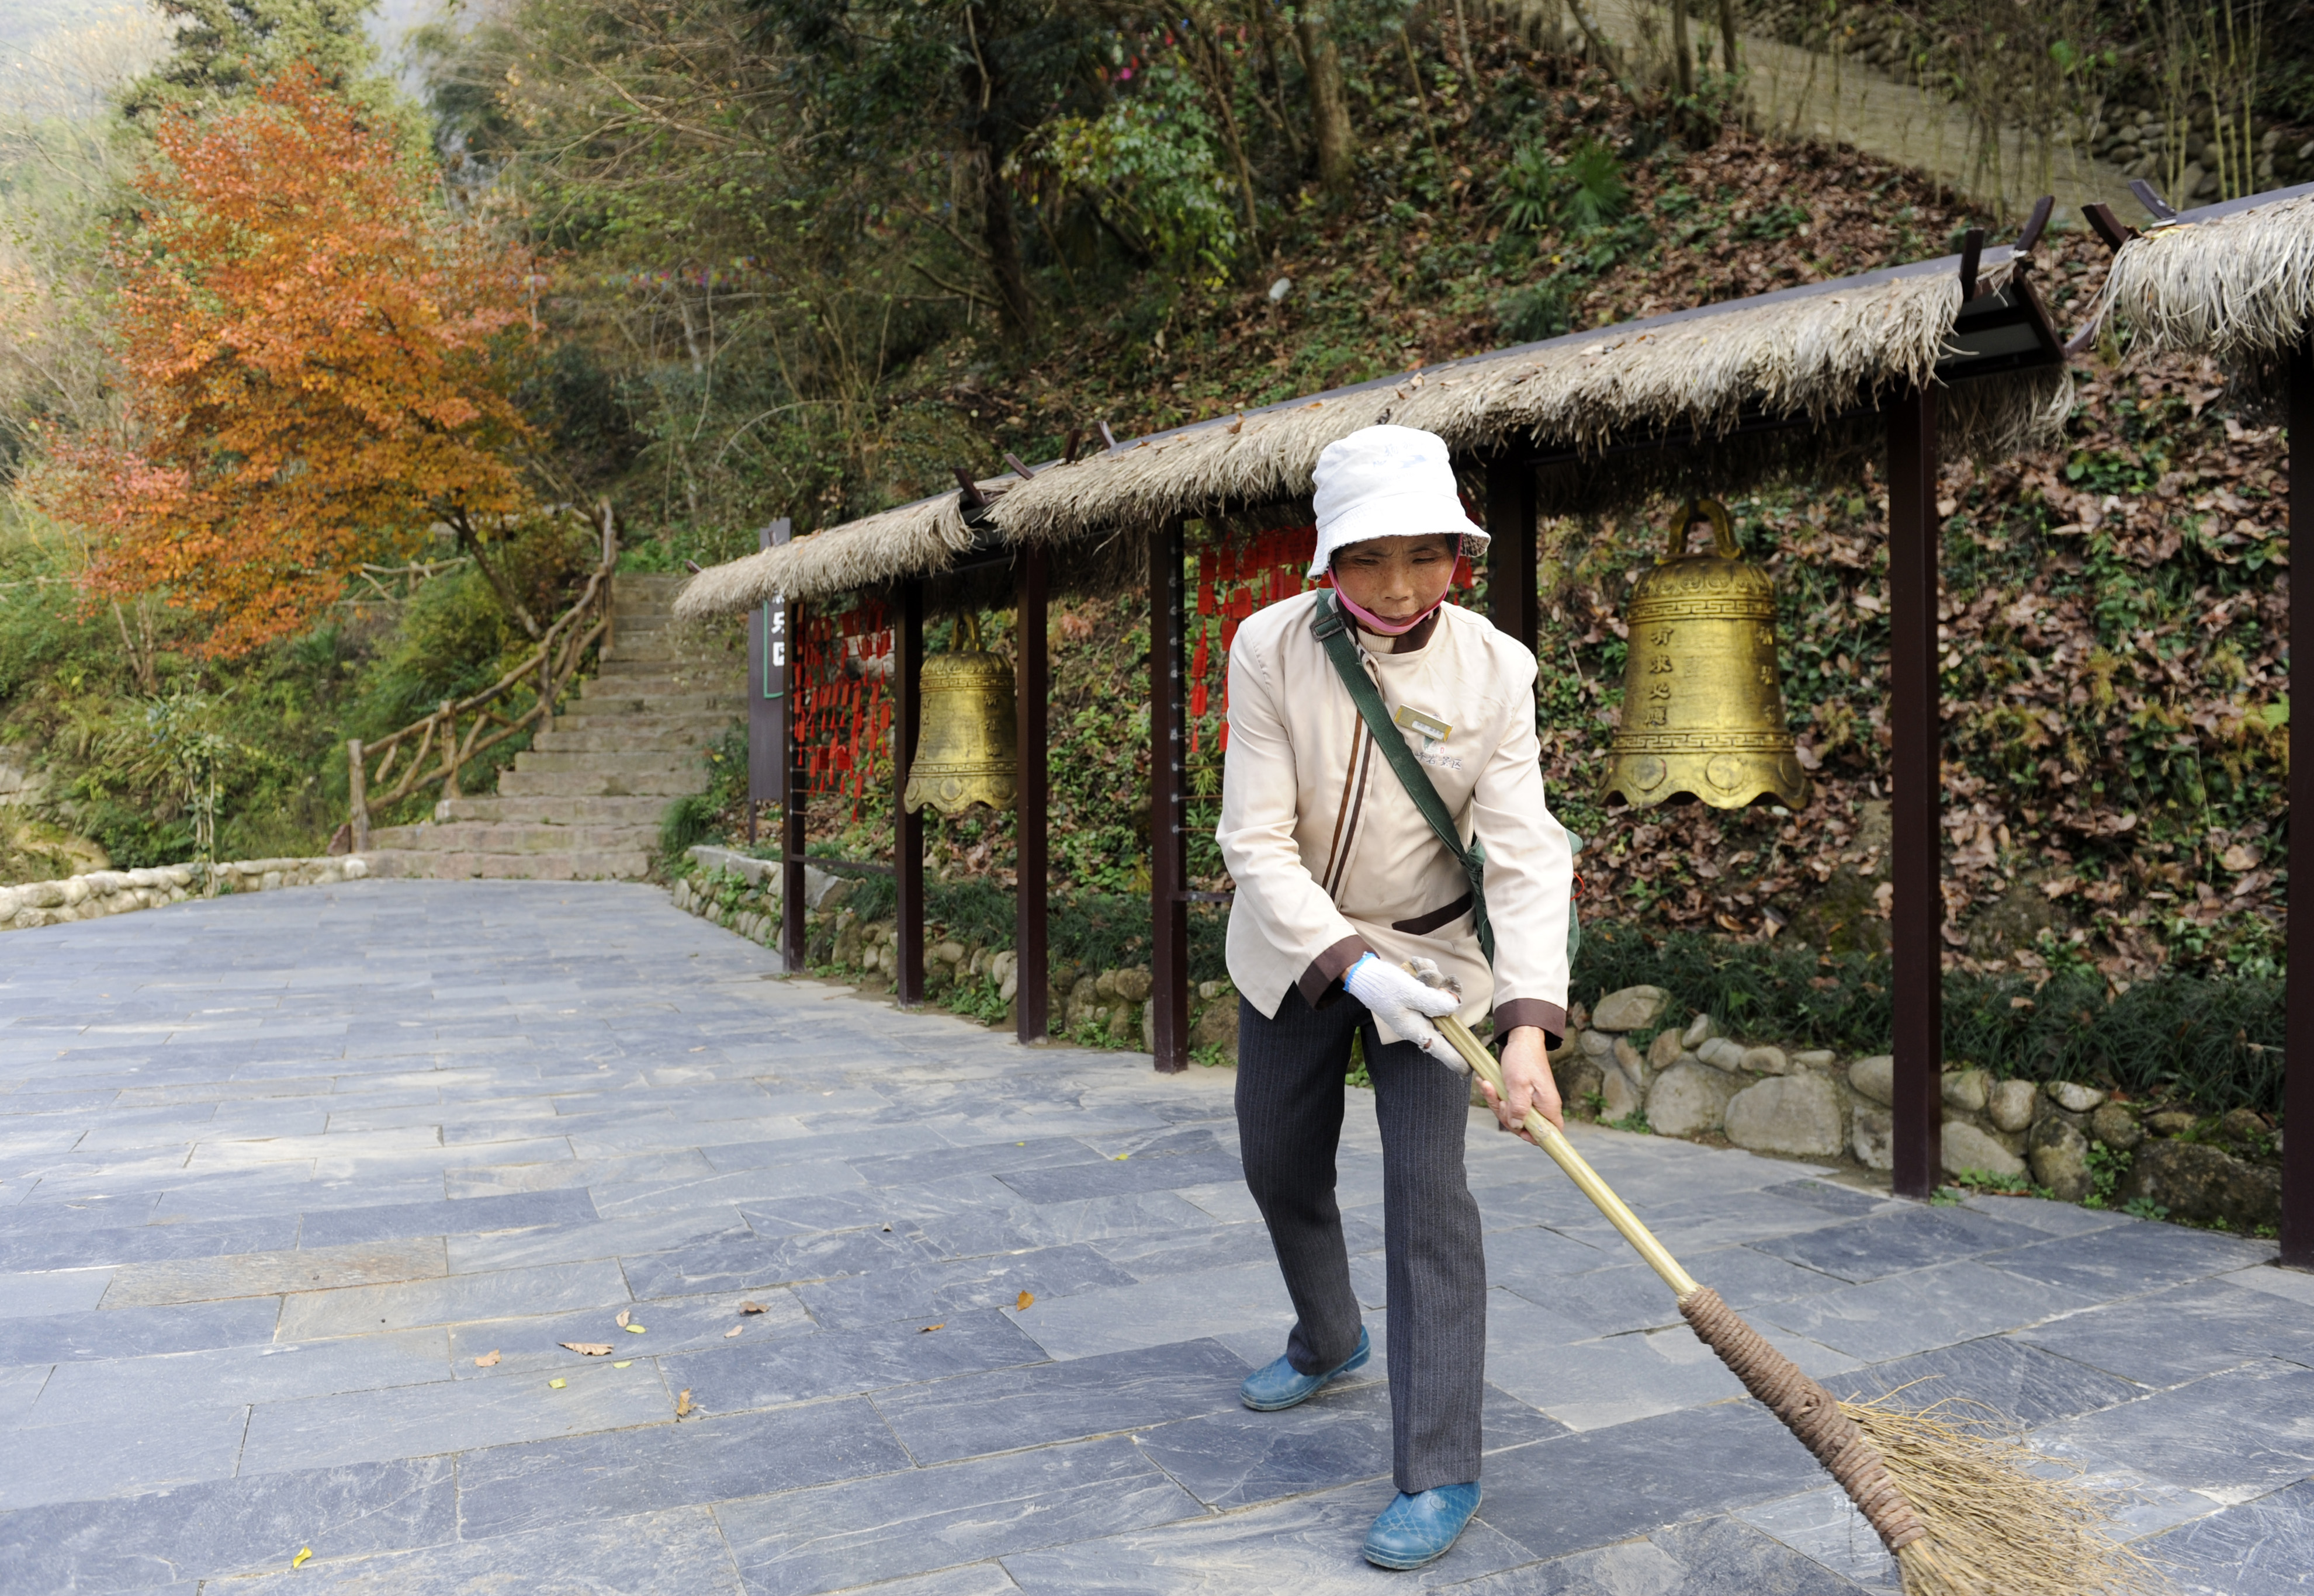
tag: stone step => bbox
[496,767,703,798]
[597,647,743,672]
[514,750,713,778]
[437,794,674,825]
[611,573,690,599]
[531,723,726,754]
[564,690,747,717]
[591,658,744,685]
[363,847,653,881]
[370,821,658,853]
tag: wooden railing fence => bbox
[347,506,618,848]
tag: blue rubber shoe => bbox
[1238,1325,1371,1411]
[1363,1482,1482,1570]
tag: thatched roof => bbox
[678,244,2066,619]
[2088,182,2314,400]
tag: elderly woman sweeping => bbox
[1218,423,1575,1570]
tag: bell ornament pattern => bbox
[1601,498,1809,813]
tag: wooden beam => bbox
[1485,455,1540,654]
[1150,521,1190,1073]
[1887,385,1944,1201]
[1015,543,1051,1044]
[2285,339,2314,1270]
[748,519,792,848]
[895,581,926,1007]
[781,598,809,972]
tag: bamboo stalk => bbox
[1436,1015,1698,1296]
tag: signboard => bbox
[747,518,792,810]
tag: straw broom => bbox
[1415,979,2163,1596]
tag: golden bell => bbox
[1602,498,1808,811]
[902,614,1017,814]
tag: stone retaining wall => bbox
[0,856,371,932]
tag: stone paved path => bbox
[1,881,2308,1594]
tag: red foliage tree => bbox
[39,64,536,657]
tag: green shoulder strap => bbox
[1311,592,1495,966]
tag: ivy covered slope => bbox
[690,63,2285,1002]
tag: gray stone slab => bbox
[444,1208,752,1274]
[795,1244,1140,1329]
[1757,1178,1888,1218]
[0,1298,281,1366]
[0,1265,116,1314]
[240,1358,673,1473]
[275,1259,631,1340]
[103,1238,448,1307]
[993,1150,1246,1206]
[874,1339,1249,1465]
[1982,1220,2278,1298]
[0,1215,300,1272]
[1748,1205,2049,1284]
[2014,1278,2314,1386]
[1136,1379,1565,1510]
[623,1227,937,1300]
[990,1259,1298,1362]
[1821,1334,2142,1427]
[296,1189,597,1248]
[2136,1480,2314,1596]
[228,1503,742,1594]
[2033,1360,2314,1494]
[1450,1513,1870,1595]
[844,1136,1111,1187]
[912,1191,1221,1261]
[1736,1486,1899,1591]
[1478,1400,1829,1562]
[719,1436,1203,1596]
[0,1457,456,1594]
[0,1402,251,1509]
[455,1398,909,1539]
[445,1289,815,1376]
[1957,1192,2136,1237]
[666,1307,1048,1416]
[34,1328,451,1420]
[1754,1260,2100,1362]
[997,1472,1534,1592]
[590,1161,872,1221]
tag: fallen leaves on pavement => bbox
[473,1349,501,1368]
[561,1342,614,1356]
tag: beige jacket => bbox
[1218,590,1573,1042]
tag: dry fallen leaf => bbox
[676,1388,693,1418]
[616,1309,631,1328]
[723,1325,743,1338]
[473,1349,501,1368]
[291,1548,312,1570]
[919,1323,944,1334]
[549,1378,567,1389]
[1016,1290,1034,1312]
[561,1342,614,1356]
[739,1300,767,1315]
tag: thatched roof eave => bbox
[678,242,2066,620]
[2090,181,2314,380]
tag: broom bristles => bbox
[1855,1394,2171,1596]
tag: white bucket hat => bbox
[1307,424,1489,578]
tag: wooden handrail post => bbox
[438,701,459,800]
[348,738,369,851]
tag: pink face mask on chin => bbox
[1332,583,1444,637]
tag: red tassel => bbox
[1197,580,1215,616]
[1221,617,1238,651]
[1191,680,1208,719]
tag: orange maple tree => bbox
[41,64,536,657]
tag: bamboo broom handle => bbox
[1436,1013,1700,1300]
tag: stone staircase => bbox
[364,573,744,880]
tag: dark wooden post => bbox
[781,598,808,972]
[1486,455,1540,653]
[2285,341,2313,1269]
[1016,543,1051,1043]
[748,519,792,848]
[895,580,926,1006]
[1887,385,1944,1201]
[1150,521,1190,1072]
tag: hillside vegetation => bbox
[0,0,2291,1019]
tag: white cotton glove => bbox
[1343,953,1464,1068]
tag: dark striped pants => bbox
[1235,986,1487,1493]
